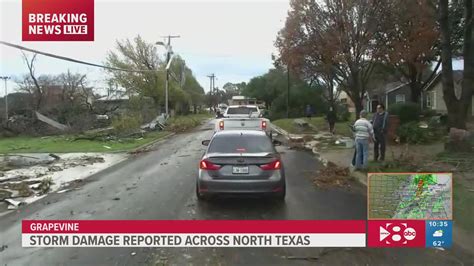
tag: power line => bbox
[0,41,162,73]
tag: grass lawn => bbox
[0,131,171,153]
[166,113,212,132]
[272,116,353,137]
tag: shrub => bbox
[111,114,143,135]
[336,103,351,122]
[388,102,421,124]
[397,121,443,144]
[421,109,438,118]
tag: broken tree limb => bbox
[35,112,69,131]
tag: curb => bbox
[127,132,176,153]
[350,170,367,186]
[271,121,368,187]
[270,123,290,140]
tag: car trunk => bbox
[205,153,277,180]
[219,118,263,131]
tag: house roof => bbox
[425,70,463,91]
[383,81,408,94]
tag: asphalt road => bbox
[1,120,473,265]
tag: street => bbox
[0,120,473,265]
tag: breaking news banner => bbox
[22,220,366,248]
[22,0,94,41]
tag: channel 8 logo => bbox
[380,223,416,244]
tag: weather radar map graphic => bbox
[368,173,452,220]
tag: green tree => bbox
[105,35,164,105]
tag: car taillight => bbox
[261,120,267,130]
[260,160,281,170]
[199,160,221,170]
[219,120,224,130]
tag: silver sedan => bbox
[196,130,286,200]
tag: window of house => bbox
[426,92,432,108]
[395,94,405,103]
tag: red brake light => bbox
[261,120,267,130]
[260,160,281,170]
[200,160,221,170]
[219,120,224,130]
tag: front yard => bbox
[0,131,171,153]
[272,116,353,137]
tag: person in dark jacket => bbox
[326,107,337,135]
[305,104,313,119]
[371,104,389,161]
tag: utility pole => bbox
[157,35,180,118]
[0,76,10,122]
[207,74,215,111]
[287,66,290,118]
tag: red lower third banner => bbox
[22,220,366,247]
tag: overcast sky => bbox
[0,0,290,95]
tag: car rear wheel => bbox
[196,183,208,201]
[274,184,286,201]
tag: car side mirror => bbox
[201,140,211,146]
[272,139,282,146]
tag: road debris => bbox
[314,161,352,188]
[131,252,137,256]
[283,255,319,261]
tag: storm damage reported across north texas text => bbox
[23,234,312,247]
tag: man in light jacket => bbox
[353,110,374,170]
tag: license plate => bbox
[232,166,249,174]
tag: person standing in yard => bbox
[354,110,374,170]
[305,104,313,119]
[326,106,337,135]
[372,104,389,161]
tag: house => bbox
[337,91,356,113]
[423,70,473,116]
[365,81,414,112]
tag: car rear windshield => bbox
[208,134,274,154]
[226,107,258,115]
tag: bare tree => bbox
[21,52,43,110]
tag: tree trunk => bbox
[462,0,474,122]
[353,93,363,119]
[439,0,462,129]
[409,81,422,103]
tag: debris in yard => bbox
[38,177,53,195]
[419,122,429,129]
[4,198,25,209]
[17,182,33,197]
[3,154,58,167]
[313,133,333,140]
[103,145,112,149]
[49,153,61,160]
[314,161,352,188]
[36,111,69,131]
[48,165,63,172]
[0,189,13,201]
